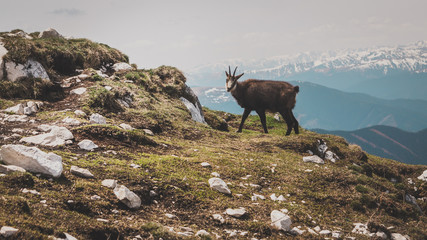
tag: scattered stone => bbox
[62,117,81,126]
[39,28,63,38]
[307,228,318,235]
[352,223,370,235]
[201,162,211,167]
[104,86,112,91]
[119,123,134,130]
[0,144,63,177]
[102,179,117,189]
[91,195,101,200]
[22,188,41,195]
[226,208,246,218]
[20,132,65,147]
[376,231,388,239]
[211,172,220,177]
[143,129,154,136]
[113,185,141,209]
[96,218,109,223]
[332,231,343,238]
[112,62,133,72]
[325,150,339,163]
[314,226,321,232]
[149,190,157,197]
[63,232,78,240]
[196,230,210,237]
[177,231,193,237]
[4,103,24,114]
[391,233,408,240]
[90,113,106,124]
[78,139,98,151]
[70,87,87,95]
[212,214,225,223]
[303,155,325,164]
[130,163,140,168]
[165,213,176,219]
[0,226,19,237]
[271,210,292,232]
[251,193,265,201]
[74,110,86,117]
[3,114,28,122]
[208,177,231,195]
[290,227,305,235]
[319,229,331,235]
[0,164,26,174]
[417,169,427,182]
[4,60,50,82]
[70,165,94,178]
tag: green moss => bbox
[0,77,64,101]
[87,87,123,113]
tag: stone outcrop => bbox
[113,184,141,209]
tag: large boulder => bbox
[38,28,63,39]
[0,144,63,177]
[112,62,133,72]
[180,97,206,124]
[20,125,73,147]
[0,42,8,80]
[4,59,50,82]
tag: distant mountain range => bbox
[187,41,427,100]
[193,81,427,132]
[314,126,427,165]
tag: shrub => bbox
[0,77,64,101]
[87,88,123,113]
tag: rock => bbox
[208,177,231,195]
[3,114,28,122]
[0,164,26,174]
[113,185,141,209]
[0,226,19,237]
[70,87,87,95]
[112,62,133,72]
[39,28,63,38]
[49,126,74,140]
[406,194,422,213]
[63,232,78,240]
[22,188,41,195]
[325,150,338,163]
[212,214,225,223]
[225,208,246,218]
[271,210,292,232]
[101,179,117,189]
[104,86,112,91]
[391,233,408,240]
[149,190,157,197]
[90,113,106,124]
[352,223,370,236]
[74,110,86,117]
[251,193,265,201]
[303,155,325,164]
[290,227,305,235]
[4,103,24,114]
[165,213,176,219]
[0,42,8,79]
[4,59,50,82]
[119,123,134,130]
[180,97,207,124]
[0,144,63,177]
[143,129,154,136]
[417,169,427,181]
[78,139,98,151]
[62,117,81,126]
[91,195,101,200]
[332,231,343,238]
[200,162,211,167]
[20,132,65,147]
[319,230,331,235]
[211,172,220,177]
[314,226,321,232]
[376,231,388,239]
[70,165,94,178]
[196,230,210,237]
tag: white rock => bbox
[0,226,19,237]
[70,87,87,95]
[78,139,98,151]
[179,97,206,124]
[352,223,370,235]
[112,62,133,72]
[4,59,50,82]
[90,113,106,124]
[91,195,101,200]
[277,195,286,201]
[3,114,28,122]
[143,129,154,136]
[225,208,246,218]
[119,123,134,130]
[165,213,176,219]
[149,190,157,197]
[201,162,211,167]
[270,193,278,201]
[62,117,81,126]
[271,210,292,232]
[290,227,305,235]
[391,233,408,240]
[74,110,86,117]
[20,132,65,147]
[177,232,193,237]
[376,231,388,239]
[314,226,321,232]
[319,229,331,235]
[307,228,318,235]
[27,101,39,112]
[22,188,41,195]
[212,214,225,223]
[325,151,338,163]
[332,231,343,238]
[49,126,74,140]
[0,42,7,79]
[104,86,112,91]
[4,103,25,114]
[208,177,231,195]
[96,218,109,223]
[101,179,117,189]
[113,185,141,209]
[251,193,265,201]
[0,144,63,177]
[0,164,26,173]
[211,172,220,177]
[70,165,94,178]
[78,74,90,80]
[417,169,427,182]
[63,232,78,240]
[303,155,325,164]
[196,230,210,237]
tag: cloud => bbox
[49,8,85,16]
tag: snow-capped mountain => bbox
[187,41,427,100]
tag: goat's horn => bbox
[233,66,238,77]
[228,66,231,76]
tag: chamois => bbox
[225,66,300,135]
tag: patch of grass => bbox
[355,184,369,193]
[87,87,123,113]
[0,77,64,101]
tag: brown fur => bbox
[226,67,299,135]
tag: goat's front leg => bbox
[237,108,251,133]
[256,110,268,133]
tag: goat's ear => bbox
[235,73,244,80]
[225,71,229,77]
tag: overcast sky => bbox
[1,0,426,70]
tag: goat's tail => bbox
[294,85,299,93]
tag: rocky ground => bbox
[0,29,426,240]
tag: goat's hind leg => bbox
[237,108,251,133]
[290,110,299,134]
[256,110,268,133]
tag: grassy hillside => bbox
[314,126,427,165]
[0,31,426,239]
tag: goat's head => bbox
[225,66,244,92]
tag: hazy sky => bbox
[1,0,426,70]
